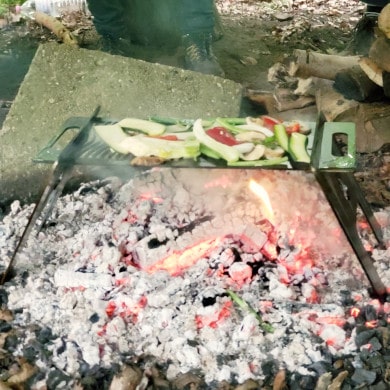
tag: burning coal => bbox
[0,168,389,387]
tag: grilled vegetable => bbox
[232,142,255,155]
[226,290,274,333]
[227,157,288,167]
[216,117,274,138]
[264,146,285,159]
[95,115,311,168]
[289,132,311,163]
[120,134,200,159]
[241,144,266,161]
[206,126,240,146]
[258,115,281,130]
[274,124,289,152]
[94,124,131,154]
[117,118,166,136]
[193,119,240,163]
[235,131,267,143]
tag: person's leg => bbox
[86,0,129,40]
[180,0,215,35]
[352,1,389,55]
[179,0,224,76]
[86,0,134,56]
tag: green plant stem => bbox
[227,290,274,333]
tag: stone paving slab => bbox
[0,42,242,209]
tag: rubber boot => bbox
[182,32,225,77]
[99,36,133,57]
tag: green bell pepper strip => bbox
[227,157,288,167]
[226,290,274,333]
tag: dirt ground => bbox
[0,0,366,99]
[3,0,390,208]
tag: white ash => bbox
[0,169,389,386]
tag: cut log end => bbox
[334,66,384,102]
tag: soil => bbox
[2,0,389,208]
[0,0,366,98]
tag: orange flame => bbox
[249,180,275,225]
[351,307,361,318]
[146,237,225,276]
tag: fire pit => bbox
[1,165,390,388]
[1,110,390,388]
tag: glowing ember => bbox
[195,301,232,329]
[2,168,385,387]
[365,320,379,328]
[139,192,164,204]
[249,179,275,225]
[146,237,225,275]
[351,307,360,318]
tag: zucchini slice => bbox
[94,124,130,154]
[117,118,166,136]
[289,132,310,163]
[274,124,289,152]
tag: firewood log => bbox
[383,71,390,98]
[334,66,384,102]
[378,4,390,39]
[33,11,79,46]
[289,49,360,80]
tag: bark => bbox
[289,49,360,80]
[315,80,359,122]
[334,66,384,102]
[383,71,390,98]
[34,11,78,47]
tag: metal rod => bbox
[315,171,387,298]
[0,106,101,285]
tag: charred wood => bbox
[333,66,385,102]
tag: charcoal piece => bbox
[355,329,377,347]
[288,372,317,390]
[364,351,386,370]
[363,305,378,321]
[201,296,216,306]
[3,333,18,350]
[23,344,39,362]
[89,313,100,323]
[261,359,279,377]
[367,337,383,352]
[47,369,72,389]
[307,361,334,375]
[339,290,355,306]
[369,381,390,390]
[351,368,377,385]
[0,287,8,305]
[0,320,11,333]
[79,366,118,389]
[37,327,55,344]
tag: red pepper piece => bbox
[152,135,179,141]
[285,122,301,134]
[260,115,281,130]
[206,126,239,146]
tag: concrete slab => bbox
[0,42,242,208]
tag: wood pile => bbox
[247,5,390,154]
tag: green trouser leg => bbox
[179,0,224,76]
[86,0,129,39]
[179,0,215,35]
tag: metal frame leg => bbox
[315,171,387,298]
